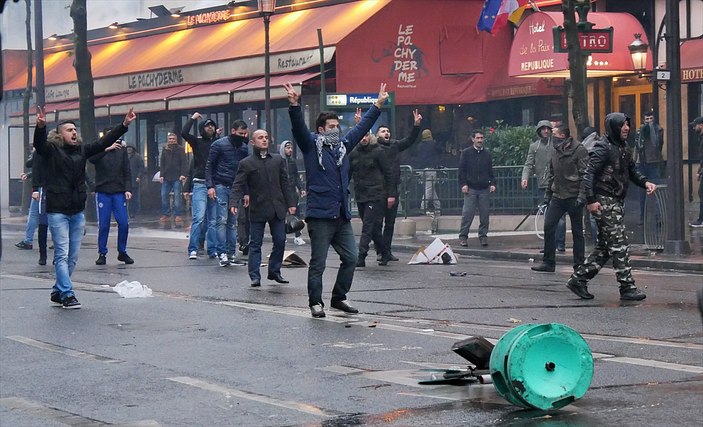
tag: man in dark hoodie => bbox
[350,131,394,267]
[34,106,136,309]
[566,112,656,301]
[159,133,187,225]
[89,137,133,266]
[635,111,664,224]
[126,144,143,218]
[182,112,218,260]
[374,109,422,260]
[531,125,588,272]
[205,119,249,267]
[522,120,567,252]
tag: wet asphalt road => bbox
[1,226,702,426]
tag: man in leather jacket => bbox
[566,112,656,302]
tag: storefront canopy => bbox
[336,0,515,105]
[681,37,703,83]
[4,0,389,92]
[509,11,652,78]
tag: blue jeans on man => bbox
[306,218,357,307]
[459,188,490,240]
[96,192,129,255]
[214,184,237,256]
[160,179,183,216]
[48,212,85,300]
[188,182,217,255]
[248,217,286,282]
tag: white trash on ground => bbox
[112,280,153,298]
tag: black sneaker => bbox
[95,254,106,265]
[310,304,325,318]
[15,241,32,250]
[50,292,62,305]
[566,278,594,299]
[620,287,646,301]
[62,295,81,309]
[531,263,555,272]
[689,219,703,228]
[118,252,134,264]
[356,257,366,268]
[38,255,47,266]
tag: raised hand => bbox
[123,107,137,127]
[354,108,362,124]
[413,109,422,126]
[36,106,46,128]
[191,112,202,120]
[283,83,299,106]
[374,83,389,108]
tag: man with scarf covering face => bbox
[566,112,656,301]
[285,82,389,318]
[205,120,250,267]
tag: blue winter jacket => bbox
[205,135,249,188]
[289,104,381,220]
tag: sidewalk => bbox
[2,212,702,273]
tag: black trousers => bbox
[379,200,399,254]
[357,200,388,258]
[542,196,585,268]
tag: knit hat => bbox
[690,117,703,127]
[421,129,433,141]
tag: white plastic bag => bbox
[112,280,153,298]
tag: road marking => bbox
[167,376,337,417]
[0,396,160,426]
[5,336,123,364]
[603,357,703,374]
[4,273,702,374]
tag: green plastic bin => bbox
[489,323,593,410]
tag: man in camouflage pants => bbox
[566,112,657,301]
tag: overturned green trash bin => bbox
[489,323,593,410]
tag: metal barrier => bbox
[643,183,667,251]
[300,165,538,218]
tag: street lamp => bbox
[258,0,276,134]
[628,33,648,74]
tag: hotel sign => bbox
[553,27,613,53]
[682,67,703,83]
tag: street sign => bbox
[325,93,393,107]
[553,27,613,53]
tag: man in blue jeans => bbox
[285,82,388,318]
[182,112,218,260]
[206,120,249,267]
[33,106,136,309]
[16,148,49,265]
[458,130,495,247]
[230,129,295,286]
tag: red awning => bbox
[336,0,514,105]
[681,38,703,83]
[5,0,390,91]
[509,11,653,78]
[94,85,195,108]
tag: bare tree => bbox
[562,0,588,139]
[21,0,33,213]
[69,0,96,142]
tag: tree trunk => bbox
[70,0,96,142]
[21,0,33,214]
[562,0,589,139]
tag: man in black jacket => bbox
[182,112,218,259]
[159,133,187,225]
[374,109,422,261]
[531,125,589,272]
[34,106,136,309]
[229,130,296,287]
[16,148,49,265]
[566,112,656,301]
[126,144,143,218]
[279,140,306,245]
[350,132,394,267]
[458,130,495,247]
[89,137,133,266]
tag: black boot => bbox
[356,254,366,268]
[38,224,48,265]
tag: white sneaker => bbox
[294,236,306,246]
[189,250,198,260]
[218,253,230,267]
